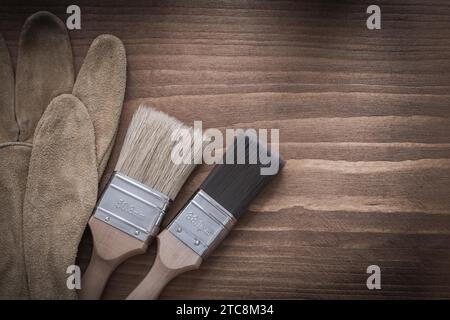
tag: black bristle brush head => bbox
[200,134,284,219]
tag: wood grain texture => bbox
[2,0,450,299]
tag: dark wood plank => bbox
[2,0,450,299]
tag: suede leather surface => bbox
[16,11,74,142]
[73,35,126,177]
[23,94,98,300]
[0,10,126,299]
[0,36,17,142]
[22,36,126,299]
[0,143,31,299]
[0,11,73,299]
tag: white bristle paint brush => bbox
[80,105,202,300]
[126,134,284,300]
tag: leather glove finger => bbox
[0,34,17,142]
[72,34,126,176]
[0,11,74,300]
[22,34,126,300]
[15,11,74,142]
[23,94,98,299]
[0,143,31,299]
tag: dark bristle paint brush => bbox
[80,105,202,300]
[126,134,284,299]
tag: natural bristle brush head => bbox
[115,105,201,200]
[125,133,285,300]
[201,134,284,219]
[82,105,202,300]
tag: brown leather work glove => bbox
[0,11,126,300]
[22,33,126,299]
[0,11,74,299]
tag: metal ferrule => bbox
[93,171,170,242]
[167,190,236,258]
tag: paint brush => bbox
[126,134,284,299]
[80,105,201,300]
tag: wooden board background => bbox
[2,0,450,299]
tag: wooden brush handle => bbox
[80,249,119,300]
[126,230,202,300]
[80,217,148,300]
